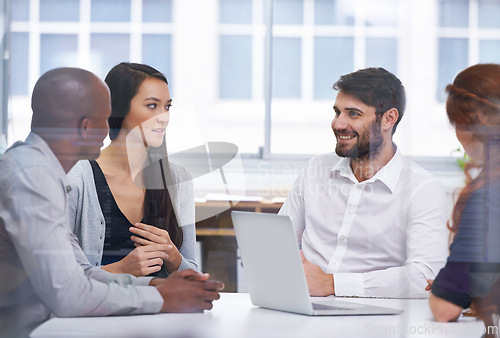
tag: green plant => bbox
[452,147,469,171]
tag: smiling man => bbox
[279,68,448,298]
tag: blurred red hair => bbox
[446,64,500,239]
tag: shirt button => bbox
[349,210,355,215]
[340,236,346,242]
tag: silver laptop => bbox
[231,211,403,316]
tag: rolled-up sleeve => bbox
[335,180,448,298]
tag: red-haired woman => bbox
[429,64,500,335]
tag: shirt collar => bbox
[25,132,70,187]
[331,157,356,182]
[330,147,403,194]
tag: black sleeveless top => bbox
[90,160,145,266]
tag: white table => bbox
[30,293,485,338]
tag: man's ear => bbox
[79,117,90,137]
[382,108,399,132]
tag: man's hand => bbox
[155,269,225,313]
[300,251,335,296]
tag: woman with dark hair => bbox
[429,64,500,334]
[68,62,197,277]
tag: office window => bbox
[270,0,402,154]
[274,0,303,25]
[8,0,499,158]
[10,32,29,96]
[142,34,172,86]
[12,0,29,21]
[480,40,500,63]
[90,34,130,79]
[220,35,252,99]
[438,0,469,28]
[40,34,78,75]
[272,38,301,99]
[211,0,265,154]
[478,0,500,28]
[91,0,131,22]
[40,0,80,21]
[364,0,399,27]
[437,0,500,102]
[220,0,252,24]
[142,0,172,23]
[365,38,397,75]
[218,0,254,100]
[437,38,468,102]
[314,37,354,100]
[8,0,174,146]
[314,0,354,26]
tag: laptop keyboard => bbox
[312,303,353,311]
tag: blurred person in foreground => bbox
[429,64,500,337]
[0,67,223,338]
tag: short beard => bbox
[335,118,384,160]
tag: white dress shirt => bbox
[279,148,448,298]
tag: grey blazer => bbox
[67,160,198,274]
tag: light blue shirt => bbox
[0,133,163,336]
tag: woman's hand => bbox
[102,244,167,276]
[129,222,182,273]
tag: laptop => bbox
[231,211,403,316]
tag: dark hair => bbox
[333,67,406,134]
[105,62,183,249]
[105,62,168,140]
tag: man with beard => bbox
[279,68,448,298]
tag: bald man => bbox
[0,68,223,337]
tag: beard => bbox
[335,119,384,160]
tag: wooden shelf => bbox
[195,200,283,214]
[196,228,235,236]
[194,200,283,292]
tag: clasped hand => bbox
[152,270,225,313]
[130,222,182,273]
[102,222,182,276]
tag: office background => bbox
[3,0,500,158]
[2,0,500,293]
[1,0,498,202]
